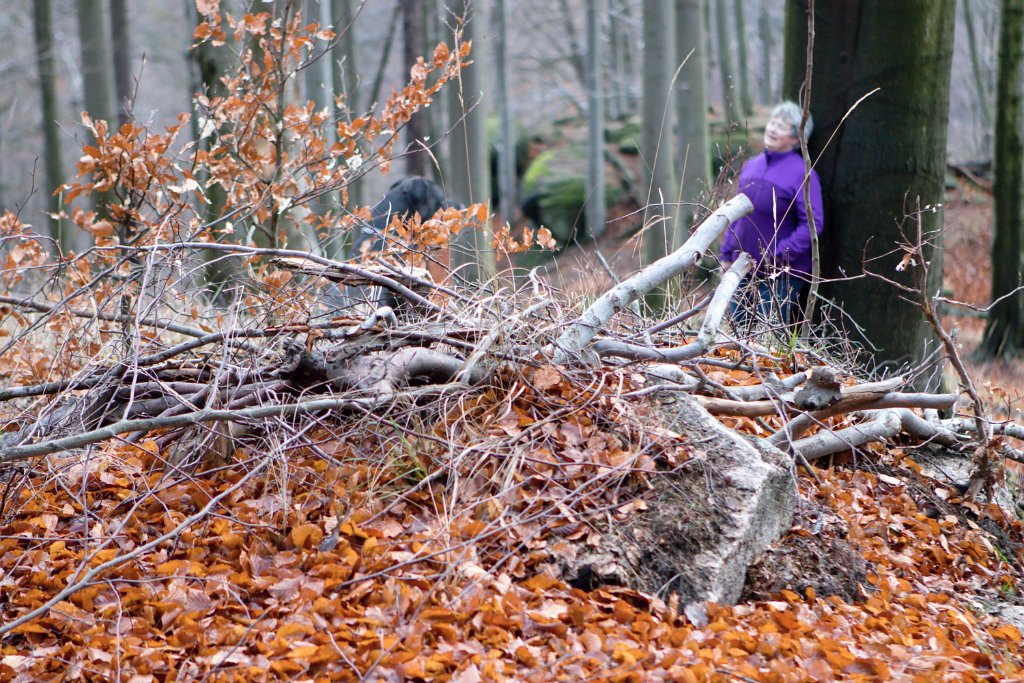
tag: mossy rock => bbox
[519,145,623,258]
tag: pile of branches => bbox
[0,195,1021,497]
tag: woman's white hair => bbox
[771,101,813,140]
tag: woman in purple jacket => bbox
[719,101,824,328]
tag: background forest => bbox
[0,0,1022,680]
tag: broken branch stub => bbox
[553,194,754,362]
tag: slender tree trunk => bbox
[401,0,427,176]
[641,0,677,267]
[77,0,117,125]
[961,0,994,134]
[187,2,239,289]
[982,0,1024,357]
[421,0,446,177]
[607,0,624,119]
[732,0,753,116]
[109,0,132,126]
[714,0,740,127]
[557,0,587,86]
[303,0,333,253]
[330,0,363,216]
[32,0,66,251]
[447,0,495,281]
[759,0,773,103]
[783,0,955,387]
[585,0,607,240]
[77,0,117,228]
[675,0,710,243]
[368,2,402,112]
[495,0,517,227]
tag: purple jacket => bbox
[719,149,824,278]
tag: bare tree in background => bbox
[495,0,517,227]
[401,0,427,176]
[109,0,132,126]
[759,0,773,103]
[675,0,711,243]
[961,0,994,132]
[641,0,678,271]
[732,0,753,116]
[447,0,495,281]
[32,0,66,250]
[585,0,606,240]
[330,0,363,212]
[982,0,1024,358]
[77,0,117,226]
[714,0,740,127]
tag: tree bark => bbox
[401,0,427,176]
[731,0,753,116]
[303,0,334,249]
[759,1,773,103]
[783,0,955,388]
[961,0,994,132]
[641,0,678,267]
[585,0,607,240]
[495,0,517,227]
[675,0,711,242]
[713,0,740,127]
[32,0,67,251]
[982,0,1024,357]
[330,0,363,217]
[77,0,117,226]
[109,0,132,126]
[447,0,495,282]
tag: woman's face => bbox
[764,116,799,153]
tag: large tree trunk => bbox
[675,0,711,242]
[446,0,495,282]
[641,0,677,267]
[783,0,955,388]
[982,0,1024,357]
[32,0,67,251]
[585,0,606,240]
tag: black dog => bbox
[342,177,461,313]
[351,176,459,257]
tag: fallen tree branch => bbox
[553,194,754,362]
[792,407,964,461]
[697,390,956,418]
[0,385,463,464]
[792,410,902,461]
[0,294,217,341]
[591,254,753,362]
[767,377,909,447]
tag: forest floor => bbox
[2,178,1024,680]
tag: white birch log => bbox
[591,253,753,362]
[553,194,754,362]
